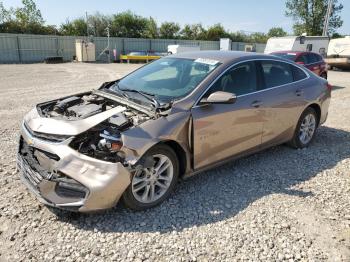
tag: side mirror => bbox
[202,91,237,104]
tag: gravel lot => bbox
[0,63,349,262]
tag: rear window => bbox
[292,66,308,81]
[261,61,294,88]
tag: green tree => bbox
[110,11,148,38]
[159,22,180,39]
[0,1,11,23]
[60,18,87,36]
[144,17,158,38]
[0,0,59,34]
[285,0,343,35]
[180,23,206,40]
[249,32,269,43]
[267,27,288,37]
[14,0,43,26]
[205,23,229,41]
[87,12,111,37]
[230,31,249,42]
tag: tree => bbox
[180,23,206,40]
[0,1,11,23]
[0,0,59,34]
[110,11,148,38]
[267,27,288,37]
[159,22,180,39]
[249,32,269,43]
[285,0,343,35]
[230,31,249,42]
[144,17,158,38]
[14,0,43,26]
[205,24,229,41]
[60,18,87,36]
[87,12,111,37]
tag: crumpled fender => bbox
[121,111,191,166]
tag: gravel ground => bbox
[0,63,349,262]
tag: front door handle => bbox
[251,100,263,108]
[295,89,303,96]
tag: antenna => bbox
[323,0,333,36]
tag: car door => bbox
[257,60,308,146]
[191,61,264,170]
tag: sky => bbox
[2,0,350,34]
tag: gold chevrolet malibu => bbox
[17,51,331,212]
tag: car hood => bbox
[24,106,127,136]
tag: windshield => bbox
[272,53,297,61]
[110,57,220,101]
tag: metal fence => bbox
[0,33,266,63]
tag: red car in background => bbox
[271,51,328,79]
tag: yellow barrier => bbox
[120,55,161,63]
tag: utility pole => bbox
[85,11,89,37]
[323,0,333,36]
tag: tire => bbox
[320,72,327,79]
[288,107,318,149]
[122,144,179,211]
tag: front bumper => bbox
[17,122,132,212]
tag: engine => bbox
[38,92,152,163]
[40,94,107,120]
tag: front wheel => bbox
[122,144,179,211]
[288,107,318,149]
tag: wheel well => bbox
[161,140,187,177]
[308,103,321,125]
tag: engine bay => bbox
[37,92,153,163]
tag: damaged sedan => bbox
[17,51,331,212]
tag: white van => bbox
[325,36,350,69]
[168,45,200,54]
[264,36,330,57]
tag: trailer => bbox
[264,36,330,56]
[167,45,200,54]
[325,36,350,70]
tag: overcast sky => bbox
[2,0,349,34]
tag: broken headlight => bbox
[70,123,126,163]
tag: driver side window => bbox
[205,61,258,97]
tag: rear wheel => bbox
[320,72,327,79]
[122,144,179,211]
[288,107,318,149]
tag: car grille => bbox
[18,138,58,183]
[17,153,43,189]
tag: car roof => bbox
[271,50,322,56]
[170,51,277,65]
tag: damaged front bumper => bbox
[17,122,132,212]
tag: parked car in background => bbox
[17,51,331,212]
[264,36,329,56]
[271,51,328,79]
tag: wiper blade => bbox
[120,88,160,108]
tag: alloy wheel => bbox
[299,113,316,145]
[131,154,174,204]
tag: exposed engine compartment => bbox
[37,92,153,163]
[40,93,111,120]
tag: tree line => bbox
[0,0,345,43]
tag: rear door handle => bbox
[295,89,303,96]
[251,100,263,108]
